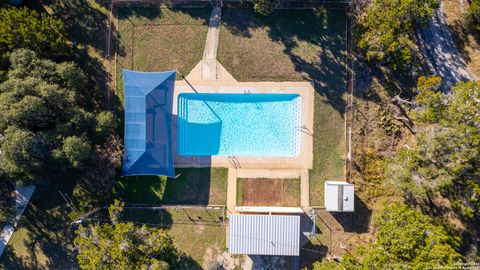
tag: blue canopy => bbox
[121,69,176,177]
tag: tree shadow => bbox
[248,255,297,270]
[299,242,329,269]
[177,253,203,270]
[117,4,162,20]
[435,15,480,68]
[0,248,34,269]
[42,0,109,56]
[121,208,174,229]
[0,187,77,269]
[220,8,348,114]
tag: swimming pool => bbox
[177,93,301,156]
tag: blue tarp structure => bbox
[121,69,176,177]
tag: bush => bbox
[378,109,401,137]
[466,0,480,31]
[0,49,115,188]
[252,0,274,16]
[0,7,67,57]
[312,204,462,270]
[74,201,184,269]
[358,0,438,68]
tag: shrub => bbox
[466,0,480,31]
[0,7,67,57]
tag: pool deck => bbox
[172,80,314,171]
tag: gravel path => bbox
[416,1,472,90]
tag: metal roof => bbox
[324,181,355,212]
[228,214,300,256]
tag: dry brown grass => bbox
[239,178,300,206]
[116,7,210,79]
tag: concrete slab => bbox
[300,169,310,207]
[227,168,237,214]
[202,7,221,80]
[236,169,302,179]
[185,61,203,81]
[216,61,237,82]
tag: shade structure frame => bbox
[121,69,176,178]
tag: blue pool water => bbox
[177,93,301,156]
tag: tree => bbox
[0,175,15,226]
[58,136,92,168]
[93,111,115,142]
[0,126,47,180]
[313,204,462,270]
[386,78,480,219]
[466,0,480,31]
[75,202,183,270]
[0,49,116,188]
[0,7,67,56]
[357,0,438,68]
[252,0,274,16]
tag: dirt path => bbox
[417,1,472,90]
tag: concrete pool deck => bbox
[172,80,314,171]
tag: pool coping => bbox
[172,80,314,171]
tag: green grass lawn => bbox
[218,8,347,206]
[0,189,76,269]
[115,168,228,205]
[122,207,226,269]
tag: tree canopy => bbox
[252,0,274,16]
[386,78,480,219]
[313,204,462,270]
[75,201,183,270]
[0,7,67,57]
[357,0,438,68]
[467,0,480,31]
[0,49,115,186]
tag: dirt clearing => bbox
[239,178,300,206]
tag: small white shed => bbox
[324,181,354,212]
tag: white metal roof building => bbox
[228,214,300,256]
[324,181,355,212]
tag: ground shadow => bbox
[164,168,214,205]
[114,165,228,206]
[41,0,109,56]
[220,8,348,115]
[121,208,174,228]
[249,255,296,270]
[299,241,329,269]
[117,5,210,23]
[0,248,33,269]
[328,195,372,233]
[0,184,78,269]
